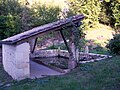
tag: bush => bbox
[0,15,21,40]
[0,0,25,40]
[106,34,120,54]
[32,5,60,27]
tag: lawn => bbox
[0,56,120,90]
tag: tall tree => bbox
[68,0,101,30]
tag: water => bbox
[33,57,69,69]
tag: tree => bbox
[68,0,101,30]
[0,0,60,40]
[111,0,120,30]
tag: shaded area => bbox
[0,63,13,87]
[30,61,63,79]
[33,57,68,69]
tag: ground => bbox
[0,56,120,90]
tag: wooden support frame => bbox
[30,38,38,54]
[59,30,70,53]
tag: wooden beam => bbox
[29,38,38,54]
[59,30,70,53]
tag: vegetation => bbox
[0,0,120,53]
[68,0,101,30]
[0,0,120,89]
[68,0,120,30]
[107,34,120,55]
[111,0,120,30]
[0,56,120,90]
[0,0,60,40]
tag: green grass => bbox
[1,56,120,90]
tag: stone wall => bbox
[2,43,30,80]
[31,50,112,64]
[30,49,69,58]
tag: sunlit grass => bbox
[85,23,115,47]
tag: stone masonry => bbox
[30,50,69,58]
[2,43,30,80]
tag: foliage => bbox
[68,0,102,30]
[0,0,23,16]
[100,0,120,29]
[67,0,102,52]
[32,5,60,27]
[111,0,120,29]
[68,0,120,30]
[0,0,23,40]
[0,0,61,40]
[47,44,67,50]
[0,15,21,40]
[106,34,120,55]
[99,1,112,25]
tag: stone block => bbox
[2,42,30,80]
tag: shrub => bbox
[0,15,21,40]
[31,5,60,27]
[106,34,120,54]
[0,0,25,40]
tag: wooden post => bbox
[29,38,38,54]
[59,29,77,69]
[59,30,70,53]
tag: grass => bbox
[0,64,13,84]
[85,23,115,47]
[1,56,120,90]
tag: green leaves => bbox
[68,0,102,30]
[105,0,110,2]
[111,1,120,29]
[32,5,60,27]
[0,15,21,40]
[0,0,60,40]
[106,34,120,54]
